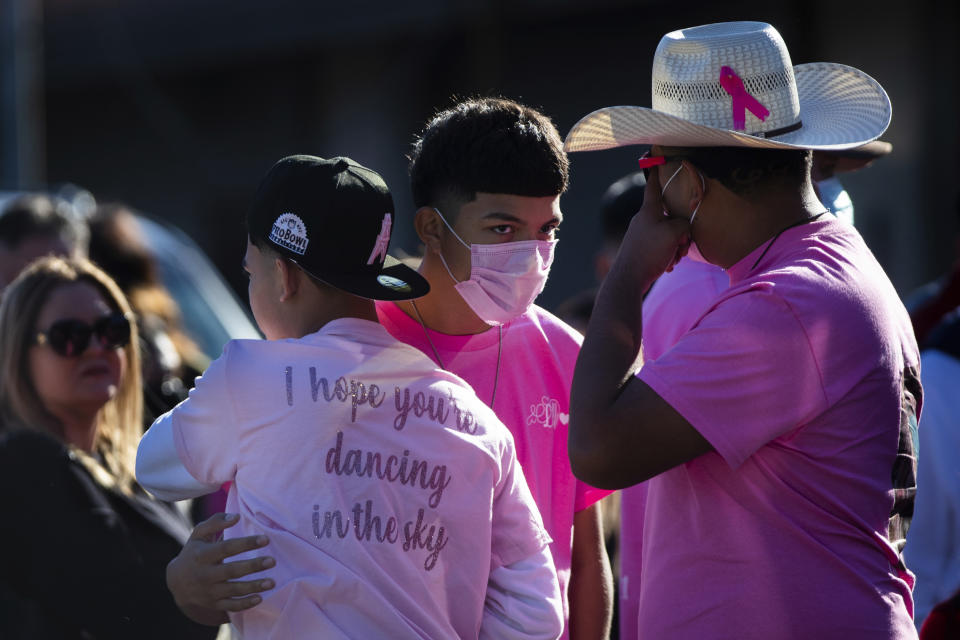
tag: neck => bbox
[397,255,492,335]
[57,412,99,452]
[710,181,825,268]
[289,295,379,338]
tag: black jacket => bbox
[0,428,216,639]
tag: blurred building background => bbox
[2,0,957,309]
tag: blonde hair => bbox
[0,256,143,491]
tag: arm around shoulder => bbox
[137,344,242,498]
[136,412,222,501]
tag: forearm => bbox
[569,255,655,481]
[568,505,613,640]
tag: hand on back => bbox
[166,513,276,625]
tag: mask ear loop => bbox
[433,207,468,284]
[689,170,706,225]
[660,164,684,196]
[433,208,471,249]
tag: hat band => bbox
[654,69,793,105]
[756,120,802,138]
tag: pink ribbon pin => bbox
[367,213,392,265]
[719,66,770,130]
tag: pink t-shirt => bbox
[636,218,921,638]
[167,319,550,639]
[620,257,728,640]
[377,302,611,634]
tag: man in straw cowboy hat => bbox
[565,21,921,638]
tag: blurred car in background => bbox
[131,214,261,358]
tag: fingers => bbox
[639,161,664,219]
[216,594,265,612]
[212,576,276,601]
[198,533,271,564]
[189,512,240,543]
[216,555,276,581]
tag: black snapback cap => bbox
[247,155,429,301]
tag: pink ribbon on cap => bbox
[367,213,392,265]
[719,66,770,130]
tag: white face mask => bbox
[662,163,708,262]
[434,208,556,326]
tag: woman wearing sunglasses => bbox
[0,256,215,639]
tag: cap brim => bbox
[306,255,430,301]
[564,62,891,152]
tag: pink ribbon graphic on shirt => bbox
[367,213,392,265]
[719,66,770,130]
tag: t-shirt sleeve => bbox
[638,287,829,469]
[168,343,241,486]
[574,480,613,513]
[490,430,553,570]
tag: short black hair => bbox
[0,194,89,253]
[601,172,646,243]
[409,97,569,214]
[664,146,812,197]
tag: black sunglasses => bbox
[638,152,688,180]
[35,312,132,357]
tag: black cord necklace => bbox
[750,211,829,271]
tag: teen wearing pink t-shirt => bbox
[565,21,920,640]
[375,98,613,640]
[138,155,563,638]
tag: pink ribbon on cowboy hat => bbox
[719,66,770,130]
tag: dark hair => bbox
[0,194,89,254]
[87,204,160,294]
[664,146,812,197]
[601,172,646,242]
[409,97,569,213]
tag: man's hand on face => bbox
[614,162,692,293]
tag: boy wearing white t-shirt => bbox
[136,155,562,639]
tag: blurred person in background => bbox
[87,203,208,426]
[908,312,960,632]
[0,256,216,639]
[554,171,647,335]
[0,193,89,292]
[87,203,227,525]
[919,588,960,639]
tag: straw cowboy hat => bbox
[564,21,891,153]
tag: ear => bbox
[414,206,445,255]
[682,160,706,209]
[275,257,300,302]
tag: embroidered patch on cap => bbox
[269,213,309,255]
[377,274,412,292]
[367,213,392,265]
